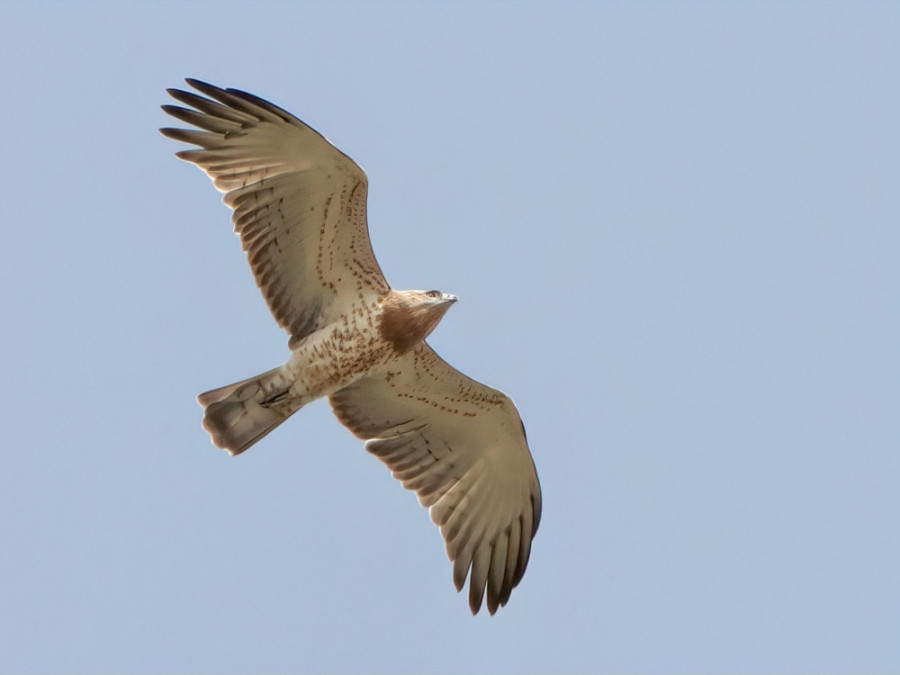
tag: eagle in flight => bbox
[161,80,541,615]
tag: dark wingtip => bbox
[158,127,192,142]
[184,77,210,89]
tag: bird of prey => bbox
[160,80,541,615]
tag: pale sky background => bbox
[1,1,898,673]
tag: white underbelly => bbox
[282,320,394,403]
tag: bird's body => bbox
[199,289,455,454]
[161,80,541,614]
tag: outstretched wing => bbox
[329,343,542,615]
[161,79,390,343]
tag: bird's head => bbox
[417,289,459,307]
[380,289,458,353]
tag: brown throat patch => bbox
[379,293,448,354]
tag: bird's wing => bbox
[161,79,390,343]
[329,343,542,615]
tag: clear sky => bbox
[1,1,898,673]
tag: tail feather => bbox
[198,366,299,455]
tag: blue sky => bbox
[1,1,898,672]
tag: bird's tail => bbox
[198,366,300,456]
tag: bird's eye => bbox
[426,290,442,299]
